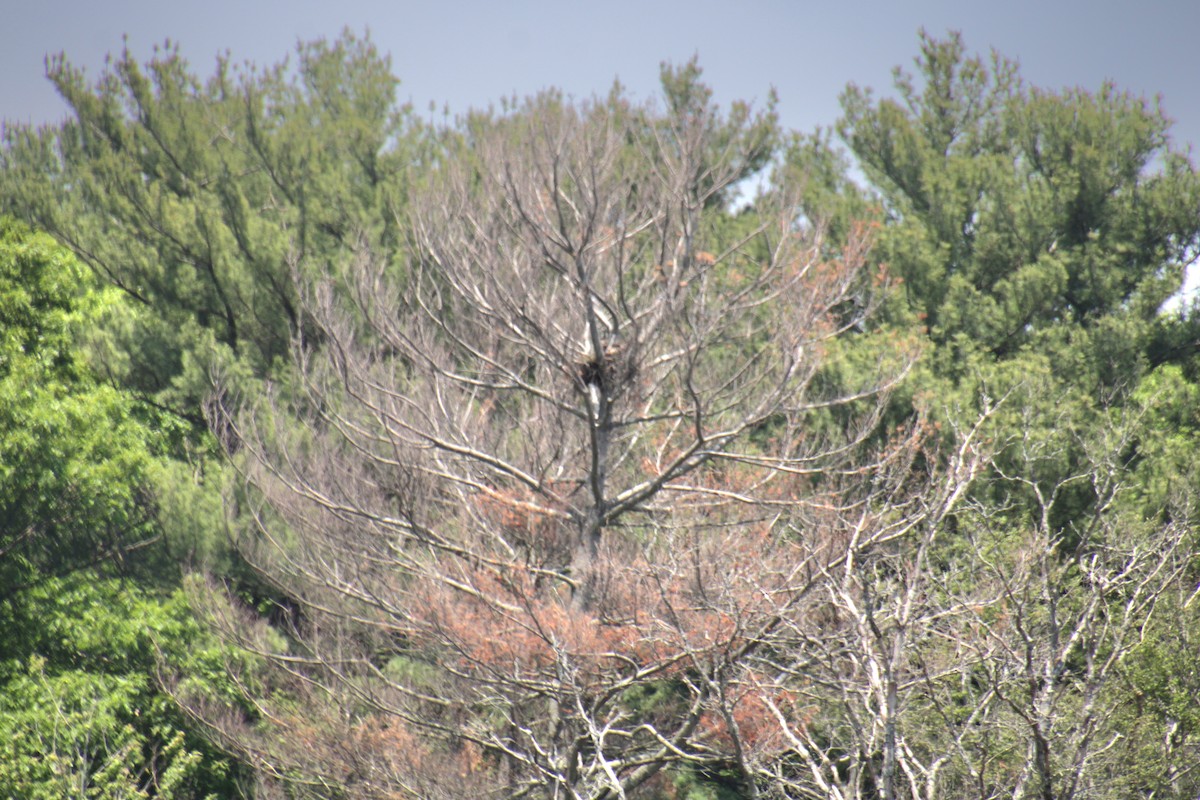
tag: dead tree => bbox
[195,85,954,800]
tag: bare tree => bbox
[946,405,1195,800]
[190,85,964,799]
[751,410,991,800]
[749,394,1196,800]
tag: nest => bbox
[575,340,632,394]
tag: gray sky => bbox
[2,0,1198,154]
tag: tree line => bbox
[1,28,1199,799]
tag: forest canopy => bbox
[1,28,1199,800]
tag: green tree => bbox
[1,31,422,417]
[0,220,246,797]
[836,30,1200,376]
[0,577,248,799]
[0,219,163,591]
[784,30,1200,535]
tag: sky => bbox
[3,0,1199,159]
